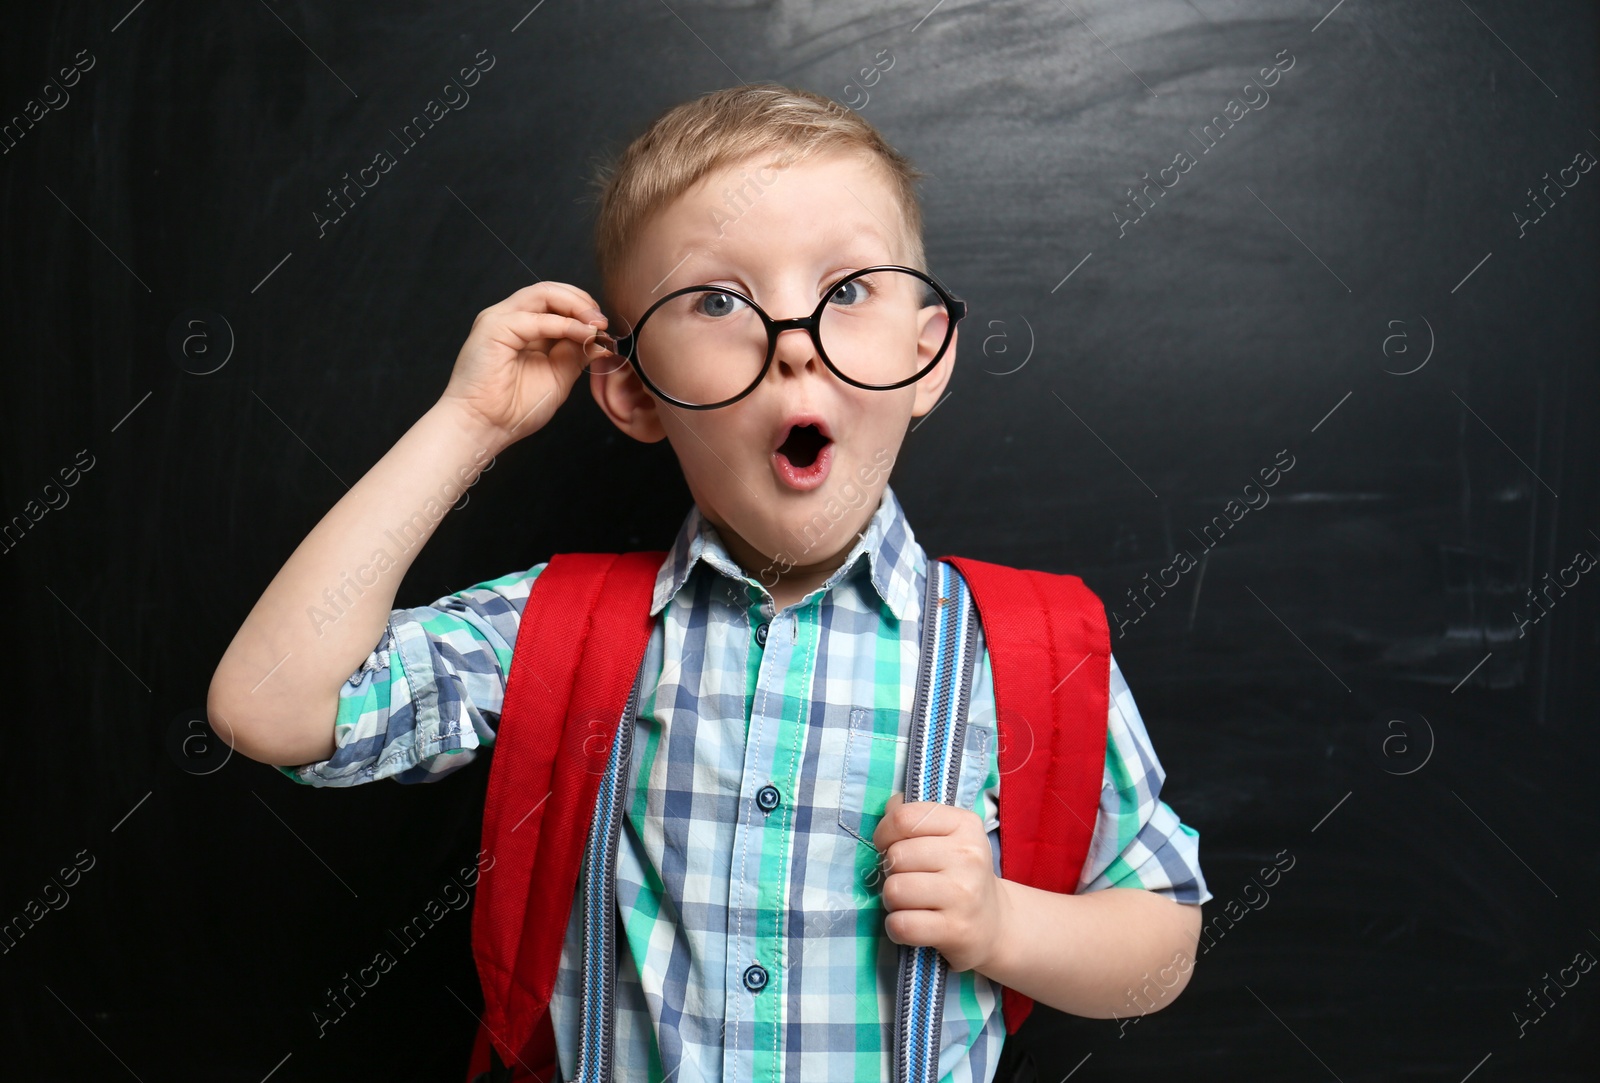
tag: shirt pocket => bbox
[837,707,911,847]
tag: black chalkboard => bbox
[2,1,1594,1079]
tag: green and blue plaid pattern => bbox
[279,484,1211,1082]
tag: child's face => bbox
[592,149,957,593]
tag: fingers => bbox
[877,834,961,874]
[489,312,628,380]
[485,281,608,326]
[543,280,609,324]
[882,907,944,948]
[873,797,958,848]
[587,327,619,355]
[880,869,951,909]
[487,310,606,358]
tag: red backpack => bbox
[464,551,1110,1082]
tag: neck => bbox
[711,516,871,614]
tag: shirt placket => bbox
[723,580,809,1083]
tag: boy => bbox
[209,83,1210,1082]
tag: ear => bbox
[590,349,668,444]
[910,321,958,418]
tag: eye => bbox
[695,290,747,318]
[827,277,872,307]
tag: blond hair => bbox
[589,83,927,311]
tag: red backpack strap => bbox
[469,550,665,1079]
[939,555,1110,1033]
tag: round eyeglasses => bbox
[588,265,967,410]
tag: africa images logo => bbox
[312,49,496,239]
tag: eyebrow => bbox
[673,229,898,287]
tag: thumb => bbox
[874,791,905,849]
[579,327,626,377]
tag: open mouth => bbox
[777,423,830,469]
[772,418,835,490]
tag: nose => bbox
[771,322,822,378]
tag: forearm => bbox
[208,400,505,766]
[976,882,1202,1019]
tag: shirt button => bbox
[756,784,781,813]
[742,962,769,992]
[755,621,769,646]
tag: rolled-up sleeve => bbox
[1076,653,1212,905]
[276,563,546,787]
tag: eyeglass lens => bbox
[633,269,951,407]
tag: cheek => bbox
[849,397,913,460]
[666,413,764,482]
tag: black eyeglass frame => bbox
[604,264,968,411]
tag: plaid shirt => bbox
[279,484,1211,1083]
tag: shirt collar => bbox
[650,483,923,623]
